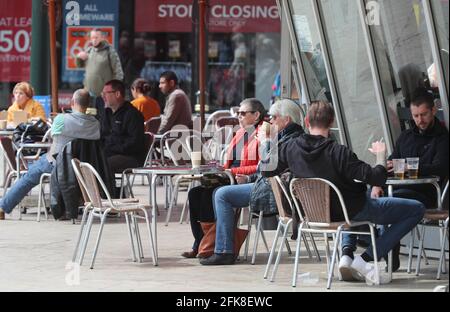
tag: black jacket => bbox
[50,139,114,219]
[101,102,145,164]
[262,134,387,221]
[389,117,449,204]
[249,123,304,214]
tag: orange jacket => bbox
[7,99,46,122]
[223,125,260,176]
[131,96,160,121]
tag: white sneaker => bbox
[350,255,374,281]
[351,255,390,285]
[338,255,355,281]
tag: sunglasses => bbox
[237,111,256,117]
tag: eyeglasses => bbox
[269,115,279,120]
[101,90,116,96]
[237,111,256,117]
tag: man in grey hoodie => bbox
[0,89,100,219]
[76,29,124,97]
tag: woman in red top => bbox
[182,98,266,258]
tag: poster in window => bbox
[0,0,32,82]
[168,40,181,58]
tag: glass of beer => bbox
[406,157,419,179]
[393,159,406,179]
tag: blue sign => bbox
[34,95,51,118]
[62,0,119,83]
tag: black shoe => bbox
[384,243,401,272]
[181,250,198,258]
[199,253,235,265]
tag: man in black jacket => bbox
[262,101,425,285]
[370,87,449,272]
[100,80,145,175]
[372,88,449,206]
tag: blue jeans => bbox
[0,155,53,214]
[342,195,425,260]
[213,183,253,254]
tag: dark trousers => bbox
[188,186,216,251]
[108,155,140,174]
[108,155,141,197]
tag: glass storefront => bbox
[430,0,449,91]
[0,0,282,113]
[367,0,444,142]
[288,0,330,102]
[319,0,386,163]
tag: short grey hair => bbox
[269,99,303,125]
[72,89,90,108]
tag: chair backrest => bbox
[27,127,53,159]
[161,129,202,166]
[290,178,351,226]
[0,136,27,171]
[0,137,17,171]
[71,158,90,204]
[229,106,240,117]
[77,160,115,209]
[441,180,449,211]
[185,134,213,161]
[269,176,294,221]
[204,110,231,132]
[215,117,239,129]
[145,117,161,134]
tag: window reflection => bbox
[289,0,330,102]
[430,0,449,91]
[367,0,444,142]
[320,0,385,163]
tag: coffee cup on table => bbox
[261,121,271,135]
[191,151,202,168]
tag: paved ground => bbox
[0,183,448,292]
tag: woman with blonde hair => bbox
[7,82,46,122]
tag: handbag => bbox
[197,209,249,258]
[12,119,49,156]
[199,173,230,189]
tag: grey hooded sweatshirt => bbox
[47,111,101,162]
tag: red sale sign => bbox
[0,0,32,82]
[135,0,280,33]
[65,26,115,70]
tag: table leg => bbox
[387,185,393,281]
[151,173,159,263]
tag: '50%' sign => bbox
[0,29,31,53]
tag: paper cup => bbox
[261,121,271,135]
[191,151,202,168]
[0,120,7,130]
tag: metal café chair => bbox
[264,176,320,280]
[290,178,380,289]
[0,137,50,221]
[413,180,449,279]
[71,159,156,269]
